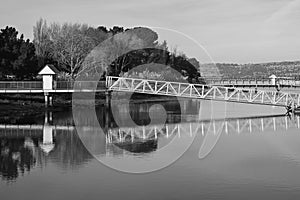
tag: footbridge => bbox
[106,76,300,110]
[0,70,299,110]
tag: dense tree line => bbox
[109,48,202,83]
[0,19,203,82]
[0,26,38,79]
[33,19,203,82]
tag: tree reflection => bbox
[114,140,158,153]
[0,138,37,181]
[0,99,201,181]
[0,130,94,181]
[48,130,93,170]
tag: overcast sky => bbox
[0,0,299,63]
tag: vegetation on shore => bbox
[200,61,300,79]
[0,19,205,106]
[1,19,204,84]
[1,19,299,108]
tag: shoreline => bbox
[0,93,185,116]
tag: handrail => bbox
[0,81,43,89]
[0,81,106,90]
[205,78,300,86]
[55,81,106,90]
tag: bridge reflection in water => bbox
[0,111,299,153]
[1,113,300,146]
[0,106,300,181]
[106,114,300,144]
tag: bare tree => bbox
[47,23,95,78]
[33,18,50,68]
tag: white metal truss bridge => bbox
[106,76,300,109]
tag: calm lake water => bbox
[1,99,300,200]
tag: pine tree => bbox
[0,26,38,79]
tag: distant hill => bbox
[199,63,222,79]
[200,61,300,79]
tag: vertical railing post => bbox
[166,83,169,94]
[131,79,134,90]
[105,76,108,88]
[213,87,216,99]
[285,94,289,106]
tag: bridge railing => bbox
[278,79,300,86]
[205,79,271,85]
[0,81,43,90]
[205,78,300,86]
[55,81,106,90]
[0,81,107,91]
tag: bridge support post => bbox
[38,110,55,154]
[44,93,53,107]
[105,90,112,106]
[49,95,53,106]
[44,93,49,107]
[105,90,112,129]
[105,107,111,130]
